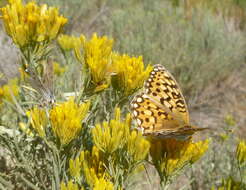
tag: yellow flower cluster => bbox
[0,0,67,47]
[93,177,114,190]
[60,176,113,190]
[59,33,115,92]
[68,108,149,188]
[58,34,78,51]
[69,146,109,188]
[127,130,150,162]
[149,138,209,181]
[50,98,90,145]
[92,108,150,162]
[112,54,152,96]
[26,106,48,137]
[60,180,83,190]
[82,147,110,188]
[79,34,114,87]
[0,78,19,104]
[236,140,246,165]
[58,33,152,95]
[92,118,129,154]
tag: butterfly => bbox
[25,59,55,106]
[130,64,208,140]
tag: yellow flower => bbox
[84,108,149,188]
[0,78,19,104]
[73,37,84,64]
[19,122,34,137]
[149,138,209,182]
[127,130,150,162]
[69,147,105,183]
[236,140,246,165]
[92,121,125,154]
[60,180,80,190]
[93,177,114,190]
[111,53,152,96]
[92,108,149,170]
[93,108,149,160]
[75,33,114,89]
[26,106,48,137]
[69,157,81,179]
[0,0,67,47]
[92,108,131,154]
[53,62,66,76]
[50,98,90,145]
[57,34,79,51]
[81,146,107,188]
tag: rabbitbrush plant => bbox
[0,0,210,189]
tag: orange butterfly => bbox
[131,64,208,140]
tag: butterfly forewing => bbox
[144,64,189,124]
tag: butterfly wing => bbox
[144,64,189,124]
[131,92,180,134]
[28,59,55,105]
[41,59,55,104]
[148,126,207,140]
[131,93,207,139]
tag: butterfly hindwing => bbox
[131,92,180,134]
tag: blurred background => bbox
[0,0,245,189]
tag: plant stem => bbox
[160,180,169,190]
